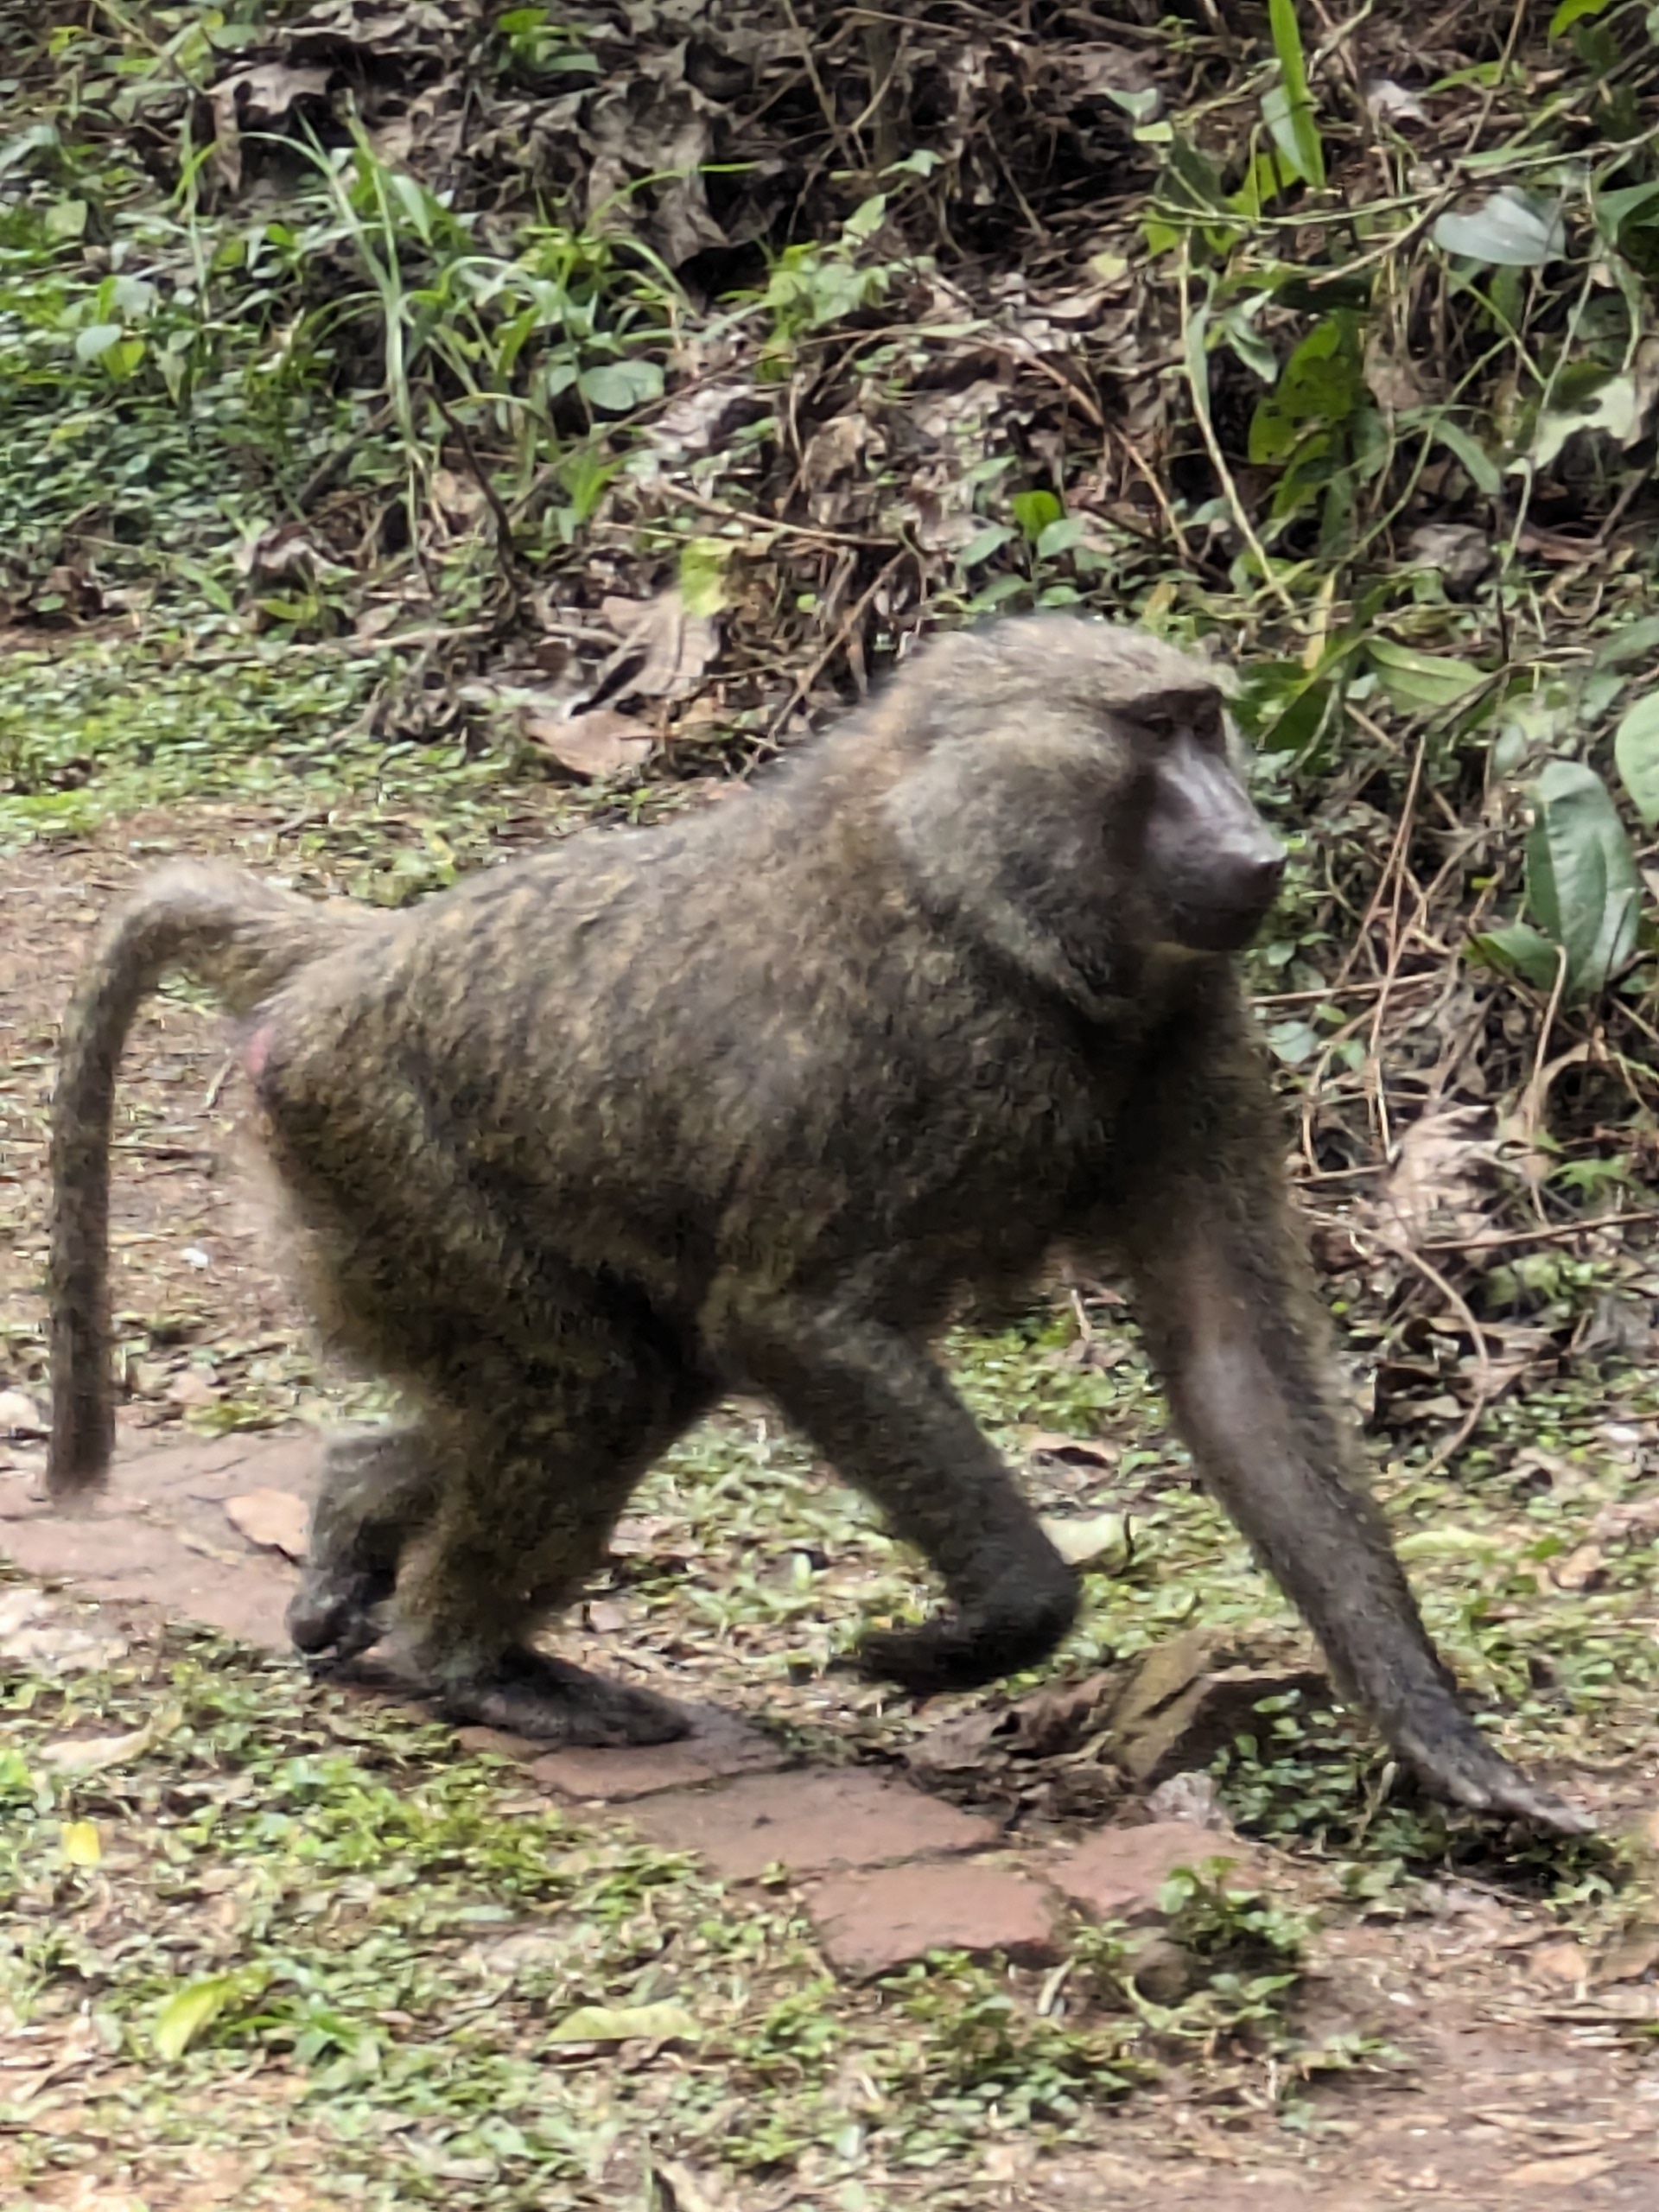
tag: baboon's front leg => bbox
[1116,1014,1590,1833]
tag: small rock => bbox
[1145,1771,1230,1829]
[1116,1929,1202,2005]
[165,1370,218,1408]
[1109,1627,1326,1785]
[625,1766,999,1880]
[1052,1820,1252,1927]
[1530,1939,1590,1986]
[806,1861,1063,1978]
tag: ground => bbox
[8,3,1659,2203]
[5,804,1659,2211]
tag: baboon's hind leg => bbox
[398,1336,715,1746]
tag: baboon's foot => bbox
[1395,1718,1593,1836]
[857,1584,1077,1697]
[287,1567,395,1669]
[435,1649,691,1746]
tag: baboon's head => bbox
[886,615,1287,970]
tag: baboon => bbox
[46,614,1584,1830]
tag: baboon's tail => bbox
[47,861,378,1495]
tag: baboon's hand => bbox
[857,1601,1072,1696]
[1396,1721,1593,1835]
[438,1650,692,1747]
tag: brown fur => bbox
[44,615,1584,1827]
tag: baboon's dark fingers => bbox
[1394,1720,1594,1835]
[435,1649,691,1746]
[286,1567,395,1665]
[857,1580,1078,1695]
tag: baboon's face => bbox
[1130,693,1286,956]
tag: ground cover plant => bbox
[5,1,1659,2204]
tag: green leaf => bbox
[576,359,664,414]
[1550,0,1613,30]
[1469,921,1562,992]
[152,1975,240,2062]
[1036,516,1085,559]
[1365,639,1485,713]
[1428,418,1502,497]
[957,522,1014,569]
[1592,613,1659,671]
[1525,760,1642,1001]
[549,2000,701,2044]
[73,322,124,362]
[1614,694,1659,825]
[677,537,731,618]
[1266,0,1325,188]
[1433,188,1565,267]
[1011,490,1063,543]
[1528,373,1645,471]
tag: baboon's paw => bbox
[438,1650,691,1747]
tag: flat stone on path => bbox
[1051,1818,1254,1926]
[806,1860,1063,1977]
[530,1705,788,1801]
[0,1433,321,1650]
[625,1766,999,1880]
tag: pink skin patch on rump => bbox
[243,1022,273,1083]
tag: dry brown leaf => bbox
[1505,2152,1618,2187]
[224,1488,311,1561]
[1371,1106,1491,1247]
[587,586,718,705]
[1550,1541,1605,1592]
[0,1388,46,1436]
[1529,1939,1589,1985]
[524,706,653,780]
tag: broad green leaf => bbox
[1469,921,1562,992]
[1525,760,1642,1001]
[1365,639,1484,713]
[549,2000,701,2044]
[1036,516,1085,559]
[1594,179,1659,247]
[1247,319,1359,467]
[73,322,124,362]
[576,359,664,414]
[1594,613,1659,670]
[1267,0,1325,188]
[1011,490,1064,543]
[1550,0,1613,29]
[153,1975,240,2061]
[957,522,1014,569]
[1433,188,1565,267]
[1429,418,1502,497]
[1528,374,1645,471]
[1614,694,1659,825]
[677,537,731,618]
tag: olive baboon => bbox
[46,615,1585,1829]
